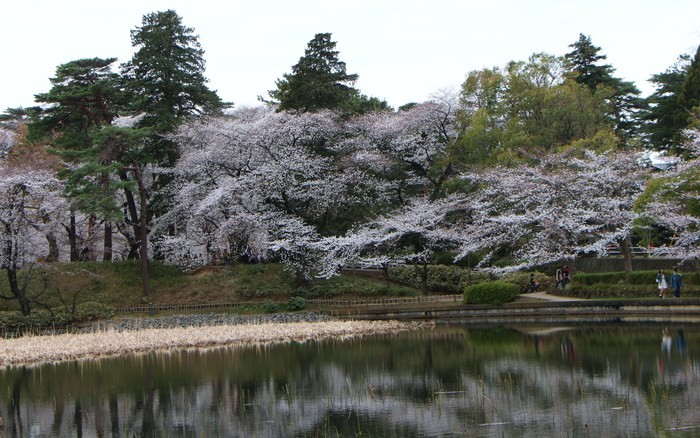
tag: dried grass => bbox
[0,320,417,368]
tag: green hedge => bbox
[464,281,520,305]
[502,271,553,292]
[294,276,418,299]
[0,302,115,330]
[388,265,489,294]
[573,270,699,286]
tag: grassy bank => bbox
[0,261,423,315]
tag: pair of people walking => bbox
[657,268,682,298]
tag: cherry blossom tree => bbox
[158,106,370,278]
[0,127,13,159]
[641,129,700,260]
[0,164,66,314]
[455,149,649,273]
[343,92,459,203]
[315,195,467,291]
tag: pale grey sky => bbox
[2,0,699,112]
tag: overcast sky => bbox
[2,0,699,112]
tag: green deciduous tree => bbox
[453,54,613,168]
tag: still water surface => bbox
[1,323,698,437]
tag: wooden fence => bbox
[116,294,462,314]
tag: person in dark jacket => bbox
[670,268,682,298]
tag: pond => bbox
[1,323,698,437]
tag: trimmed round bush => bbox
[464,281,520,305]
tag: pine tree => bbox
[565,34,614,91]
[121,9,226,166]
[678,44,700,123]
[564,34,643,145]
[29,57,125,262]
[268,33,361,112]
[643,55,691,151]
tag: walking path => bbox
[520,291,583,302]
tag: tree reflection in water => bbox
[1,324,699,437]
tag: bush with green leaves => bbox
[464,281,520,305]
[563,284,656,299]
[388,265,489,293]
[73,302,116,321]
[262,302,283,313]
[287,296,307,311]
[573,270,700,286]
[0,302,115,329]
[294,275,419,298]
[502,271,553,292]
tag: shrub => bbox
[0,311,28,328]
[502,271,552,292]
[287,296,307,311]
[564,284,657,299]
[263,302,283,313]
[572,272,628,285]
[387,265,489,294]
[464,281,520,306]
[572,270,700,289]
[425,265,468,293]
[294,275,420,298]
[0,309,65,329]
[74,302,116,322]
[0,302,116,329]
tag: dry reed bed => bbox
[0,320,416,368]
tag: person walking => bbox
[670,268,682,298]
[555,267,563,289]
[656,269,668,298]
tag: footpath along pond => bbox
[1,323,699,437]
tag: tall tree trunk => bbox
[87,214,97,261]
[5,267,30,315]
[68,212,79,262]
[42,212,59,262]
[619,237,633,273]
[135,168,151,297]
[120,170,142,260]
[103,222,113,261]
[45,232,59,262]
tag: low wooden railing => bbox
[116,294,462,314]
